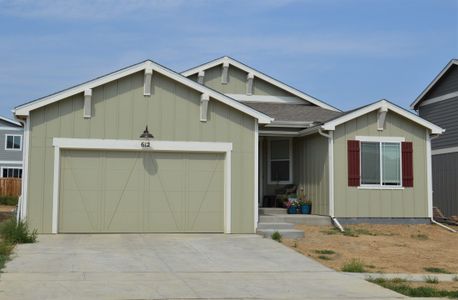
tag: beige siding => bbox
[294,134,329,215]
[27,70,256,233]
[202,65,297,97]
[333,111,428,218]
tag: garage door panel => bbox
[60,150,224,233]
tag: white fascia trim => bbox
[225,94,305,104]
[254,119,259,232]
[0,161,23,165]
[411,59,458,109]
[182,57,341,112]
[20,119,30,220]
[419,91,458,107]
[322,100,444,135]
[265,121,315,128]
[0,116,22,127]
[0,127,23,131]
[14,60,273,125]
[51,138,233,234]
[355,136,405,142]
[259,130,299,137]
[426,130,433,218]
[431,146,458,156]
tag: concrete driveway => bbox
[0,234,404,299]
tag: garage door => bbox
[59,150,224,233]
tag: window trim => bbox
[355,136,404,189]
[1,167,23,178]
[267,138,293,185]
[4,134,22,151]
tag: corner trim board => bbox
[51,138,233,234]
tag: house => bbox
[0,116,23,179]
[411,59,458,218]
[14,57,443,234]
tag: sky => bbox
[0,0,457,118]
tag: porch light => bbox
[139,126,154,140]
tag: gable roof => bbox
[14,60,273,124]
[321,99,444,134]
[181,56,341,112]
[0,116,22,127]
[411,59,458,110]
[244,102,342,124]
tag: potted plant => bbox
[299,199,312,214]
[287,200,299,214]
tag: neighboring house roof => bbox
[14,60,273,124]
[244,102,342,124]
[321,99,444,134]
[181,56,341,112]
[411,59,458,110]
[0,116,22,127]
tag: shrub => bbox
[423,267,451,274]
[0,219,37,244]
[318,255,331,260]
[424,276,439,284]
[341,259,366,272]
[0,196,18,206]
[271,231,282,242]
[0,241,13,270]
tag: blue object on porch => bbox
[287,206,297,214]
[301,204,311,214]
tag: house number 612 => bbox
[141,141,151,148]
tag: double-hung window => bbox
[360,141,401,187]
[268,139,292,184]
[5,134,22,151]
[1,168,22,178]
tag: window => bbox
[360,141,401,186]
[5,135,22,150]
[1,168,22,178]
[268,139,292,184]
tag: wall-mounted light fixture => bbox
[139,126,154,140]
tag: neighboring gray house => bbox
[411,59,458,217]
[0,116,23,178]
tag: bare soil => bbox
[283,224,458,274]
[408,281,458,292]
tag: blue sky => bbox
[0,0,457,118]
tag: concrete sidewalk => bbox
[0,234,406,299]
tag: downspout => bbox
[428,133,456,233]
[318,129,344,232]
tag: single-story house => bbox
[411,58,458,217]
[14,57,444,234]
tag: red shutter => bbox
[347,140,360,187]
[402,142,414,187]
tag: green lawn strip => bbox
[0,196,18,206]
[424,267,452,274]
[367,277,458,298]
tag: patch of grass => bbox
[314,249,336,255]
[318,255,331,260]
[368,277,458,298]
[0,219,37,244]
[342,259,366,273]
[271,231,282,242]
[411,234,429,240]
[424,276,439,284]
[0,196,18,206]
[0,241,13,270]
[424,267,451,274]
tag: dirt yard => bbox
[283,224,458,274]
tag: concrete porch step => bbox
[258,207,287,215]
[259,215,332,226]
[256,228,304,239]
[256,222,295,230]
